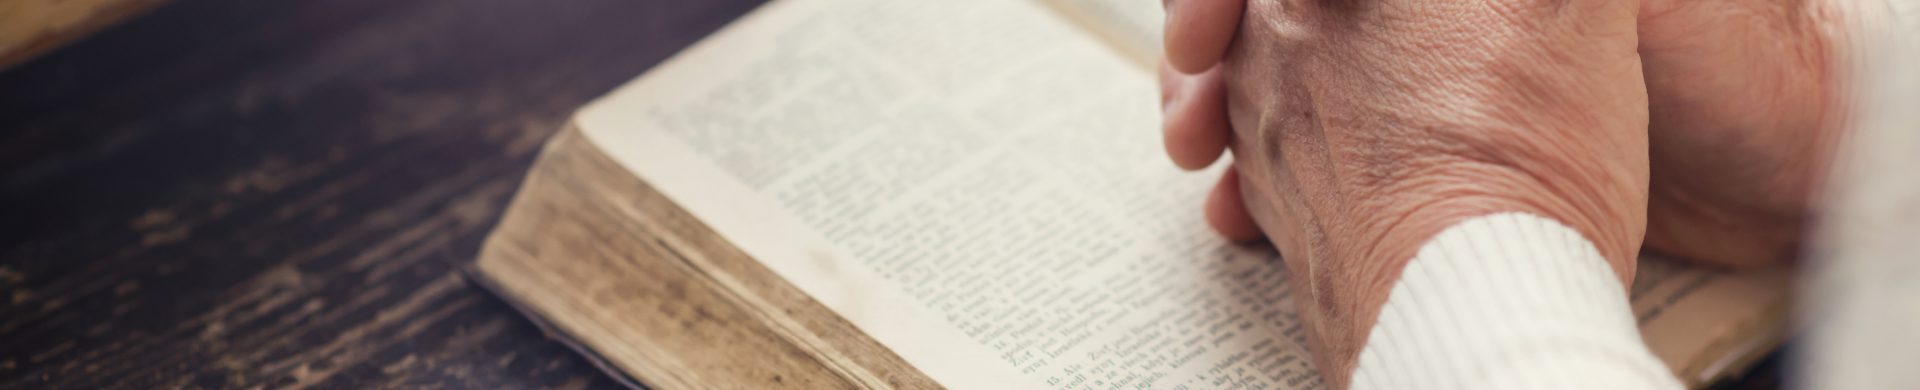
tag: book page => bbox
[579,0,1319,388]
[574,0,1785,388]
[1627,257,1791,386]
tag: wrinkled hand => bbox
[1159,0,1851,386]
[1165,0,1850,267]
[1165,0,1651,386]
[1637,0,1849,266]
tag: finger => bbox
[1164,0,1246,74]
[1206,166,1266,241]
[1161,62,1232,170]
[1160,58,1181,106]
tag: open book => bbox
[471,0,1791,388]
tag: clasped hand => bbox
[1158,0,1847,386]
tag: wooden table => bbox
[0,0,1787,388]
[1,0,762,387]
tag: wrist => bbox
[1312,161,1645,387]
[1361,160,1644,293]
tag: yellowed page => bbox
[573,0,1786,388]
[577,0,1322,388]
[1627,258,1791,386]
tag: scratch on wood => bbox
[138,225,192,246]
[224,157,294,195]
[555,375,593,390]
[281,294,483,390]
[446,317,510,349]
[260,274,464,374]
[381,354,418,374]
[29,341,75,364]
[224,285,396,366]
[289,363,314,383]
[112,280,140,296]
[363,233,452,283]
[495,351,517,368]
[0,265,23,283]
[38,296,65,311]
[447,180,513,229]
[200,321,227,341]
[345,179,513,273]
[84,323,110,337]
[128,209,175,229]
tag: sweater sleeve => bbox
[1350,212,1681,390]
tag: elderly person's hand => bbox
[1636,0,1848,265]
[1159,0,1851,386]
[1168,0,1651,386]
[1161,0,1852,386]
[1164,0,1849,266]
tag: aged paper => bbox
[580,1,1318,388]
[574,0,1786,388]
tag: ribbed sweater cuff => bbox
[1351,212,1681,390]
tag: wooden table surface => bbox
[0,0,1786,389]
[0,0,762,388]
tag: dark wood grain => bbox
[0,0,763,388]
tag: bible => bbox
[470,0,1792,388]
